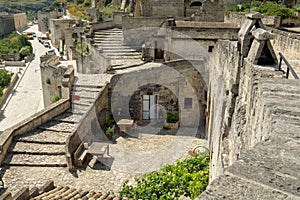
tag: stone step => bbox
[71,91,98,99]
[93,36,122,40]
[71,103,91,112]
[225,138,300,197]
[8,142,65,155]
[72,86,101,93]
[39,122,75,133]
[95,45,133,50]
[109,55,141,60]
[94,31,123,35]
[15,130,68,144]
[53,113,80,124]
[72,84,102,89]
[3,154,67,167]
[102,49,137,53]
[104,52,141,57]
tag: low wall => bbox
[75,46,111,74]
[0,54,21,61]
[0,99,70,165]
[224,12,281,28]
[122,16,165,47]
[66,85,109,171]
[269,28,300,60]
[0,73,18,108]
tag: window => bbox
[208,46,214,52]
[184,98,193,109]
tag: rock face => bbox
[203,12,300,200]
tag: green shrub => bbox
[0,70,11,88]
[0,86,3,97]
[105,127,114,137]
[292,4,300,12]
[119,151,210,199]
[167,113,179,123]
[254,2,295,18]
[52,94,60,103]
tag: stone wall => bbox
[270,28,300,61]
[40,56,73,107]
[0,14,15,37]
[141,0,184,17]
[75,45,111,74]
[13,13,27,31]
[50,19,77,52]
[122,16,165,47]
[224,12,281,28]
[206,40,241,180]
[66,85,110,171]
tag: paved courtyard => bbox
[1,133,207,196]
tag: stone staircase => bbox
[2,74,106,168]
[199,77,300,199]
[92,28,144,70]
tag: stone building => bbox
[38,11,64,33]
[0,12,27,37]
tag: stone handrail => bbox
[0,98,71,165]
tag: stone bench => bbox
[73,143,88,167]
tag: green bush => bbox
[52,94,60,103]
[227,1,295,18]
[0,69,11,88]
[105,127,114,137]
[0,32,32,55]
[167,113,179,123]
[119,151,210,199]
[254,1,295,18]
[292,4,300,12]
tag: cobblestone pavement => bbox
[1,134,206,196]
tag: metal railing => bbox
[278,52,299,79]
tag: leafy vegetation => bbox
[76,43,90,56]
[119,151,210,199]
[227,1,299,18]
[0,70,12,97]
[68,1,92,20]
[0,32,32,58]
[52,94,60,103]
[46,77,51,84]
[167,113,179,123]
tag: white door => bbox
[142,95,156,120]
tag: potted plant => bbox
[164,113,180,129]
[105,127,114,140]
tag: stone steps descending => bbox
[15,130,67,144]
[3,154,67,167]
[92,28,144,70]
[8,142,65,155]
[39,121,75,133]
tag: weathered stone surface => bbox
[252,28,275,40]
[246,12,264,19]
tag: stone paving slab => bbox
[9,142,65,154]
[2,134,206,197]
[15,130,68,144]
[199,174,297,200]
[3,154,67,167]
[39,122,75,132]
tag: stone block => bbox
[246,12,264,19]
[12,187,30,200]
[39,180,55,193]
[252,28,275,40]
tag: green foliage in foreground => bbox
[0,70,12,97]
[227,1,299,18]
[119,151,210,200]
